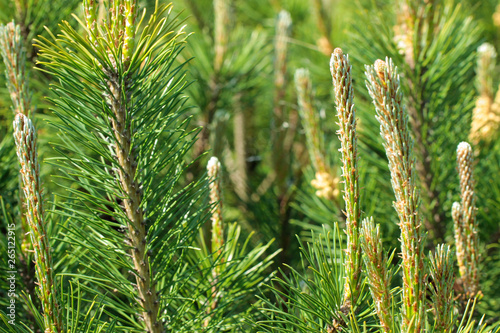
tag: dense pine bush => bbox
[0,0,499,332]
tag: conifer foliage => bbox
[35,1,209,331]
[0,0,500,332]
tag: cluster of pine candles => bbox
[0,0,499,332]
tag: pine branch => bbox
[0,21,30,241]
[453,202,466,279]
[205,156,224,327]
[392,1,479,242]
[13,114,62,332]
[208,157,224,262]
[272,10,295,270]
[295,68,339,202]
[330,48,362,306]
[35,1,202,331]
[0,22,30,116]
[456,142,480,298]
[213,0,230,74]
[1,21,40,329]
[311,0,333,56]
[273,10,292,194]
[232,92,249,202]
[84,1,161,329]
[295,68,325,174]
[365,58,426,333]
[108,75,162,332]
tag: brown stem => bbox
[108,75,162,333]
[273,11,291,195]
[232,93,248,202]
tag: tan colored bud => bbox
[494,4,500,27]
[311,172,339,201]
[316,36,333,56]
[374,59,387,84]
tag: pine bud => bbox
[476,43,496,98]
[374,59,387,85]
[470,43,500,145]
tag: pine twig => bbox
[330,48,362,306]
[232,93,249,202]
[205,157,224,327]
[428,244,455,332]
[365,58,426,333]
[295,68,339,201]
[311,0,333,56]
[1,22,40,329]
[213,0,230,74]
[394,0,444,242]
[13,114,62,333]
[194,0,231,167]
[273,10,293,268]
[0,22,31,116]
[108,76,162,333]
[295,68,326,174]
[205,0,231,161]
[208,157,224,259]
[452,202,466,279]
[456,142,480,298]
[360,217,393,333]
[273,10,292,194]
[83,1,162,330]
[0,21,30,237]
